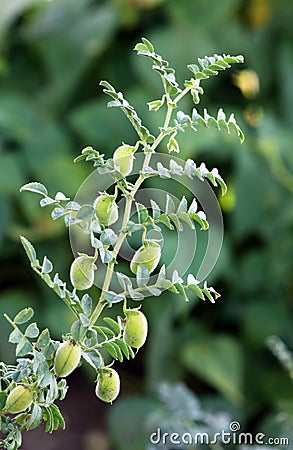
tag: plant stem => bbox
[3,314,32,347]
[89,100,176,326]
[3,313,15,328]
[174,84,193,104]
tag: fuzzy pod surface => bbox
[130,240,161,274]
[5,385,34,414]
[95,368,120,403]
[94,193,118,226]
[54,340,82,378]
[123,309,148,349]
[70,255,96,291]
[113,144,136,177]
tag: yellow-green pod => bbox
[130,240,161,274]
[54,340,81,378]
[95,368,120,403]
[123,309,148,349]
[93,193,118,226]
[5,385,34,414]
[113,144,136,177]
[70,255,96,291]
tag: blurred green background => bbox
[0,0,292,449]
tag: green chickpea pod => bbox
[130,240,161,274]
[93,193,118,226]
[95,368,120,403]
[5,385,34,414]
[54,340,82,378]
[113,143,136,177]
[123,308,148,349]
[70,255,96,291]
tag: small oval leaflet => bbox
[14,307,34,325]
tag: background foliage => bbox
[0,0,292,449]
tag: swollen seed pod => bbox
[94,193,118,226]
[113,144,136,177]
[70,255,96,291]
[54,340,81,378]
[5,385,34,414]
[130,240,161,274]
[123,309,148,349]
[95,368,120,403]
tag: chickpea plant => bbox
[0,38,244,449]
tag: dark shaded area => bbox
[22,371,109,450]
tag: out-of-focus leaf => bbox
[0,0,38,47]
[108,397,159,450]
[0,153,25,194]
[0,196,11,247]
[181,335,244,404]
[242,300,293,348]
[22,1,117,107]
[69,99,136,150]
[231,149,270,237]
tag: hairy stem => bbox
[174,85,192,104]
[89,100,175,326]
[3,314,32,347]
